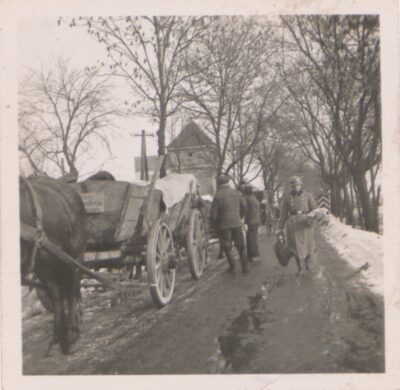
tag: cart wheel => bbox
[187,209,209,280]
[35,287,53,312]
[146,219,176,307]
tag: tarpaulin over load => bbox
[154,173,198,209]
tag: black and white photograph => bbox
[1,0,399,389]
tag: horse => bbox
[20,176,86,355]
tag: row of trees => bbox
[19,15,382,232]
[280,16,381,231]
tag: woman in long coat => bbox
[277,176,317,276]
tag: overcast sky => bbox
[18,17,159,181]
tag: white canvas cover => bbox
[154,173,198,209]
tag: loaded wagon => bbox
[69,158,209,307]
[19,157,210,355]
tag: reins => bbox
[20,177,45,274]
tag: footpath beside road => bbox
[22,226,384,375]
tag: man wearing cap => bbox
[243,185,261,262]
[211,175,249,274]
[277,176,318,276]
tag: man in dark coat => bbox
[243,185,261,262]
[277,176,318,276]
[211,175,249,273]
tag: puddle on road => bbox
[212,281,278,373]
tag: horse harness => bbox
[20,177,45,279]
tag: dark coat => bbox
[211,184,247,230]
[244,194,261,225]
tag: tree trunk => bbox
[353,180,364,229]
[158,105,167,178]
[329,183,342,219]
[328,183,337,215]
[342,185,354,226]
[353,173,378,232]
[376,185,382,233]
[335,185,343,221]
[267,190,274,209]
[369,168,382,233]
[349,179,356,227]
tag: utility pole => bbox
[132,130,154,181]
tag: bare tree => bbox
[178,16,281,178]
[256,122,307,207]
[68,16,208,176]
[19,58,120,177]
[280,77,350,217]
[226,84,283,186]
[280,15,381,231]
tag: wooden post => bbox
[132,130,154,181]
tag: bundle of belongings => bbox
[154,173,198,210]
[273,230,291,267]
[306,207,330,226]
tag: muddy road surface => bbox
[22,229,384,374]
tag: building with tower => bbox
[167,121,216,195]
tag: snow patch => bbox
[320,217,383,296]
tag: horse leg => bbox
[43,282,68,356]
[50,284,70,355]
[66,270,82,350]
[45,335,57,358]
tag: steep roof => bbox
[167,121,214,149]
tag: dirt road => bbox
[22,229,384,374]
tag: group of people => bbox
[210,175,318,276]
[210,175,262,274]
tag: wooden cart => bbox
[70,158,209,307]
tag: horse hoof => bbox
[296,269,304,277]
[67,342,80,355]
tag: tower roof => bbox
[167,121,214,149]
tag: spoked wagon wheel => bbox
[146,219,176,307]
[186,209,209,280]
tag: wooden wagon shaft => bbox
[20,223,122,291]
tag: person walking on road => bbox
[211,175,249,274]
[243,185,261,263]
[277,176,318,276]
